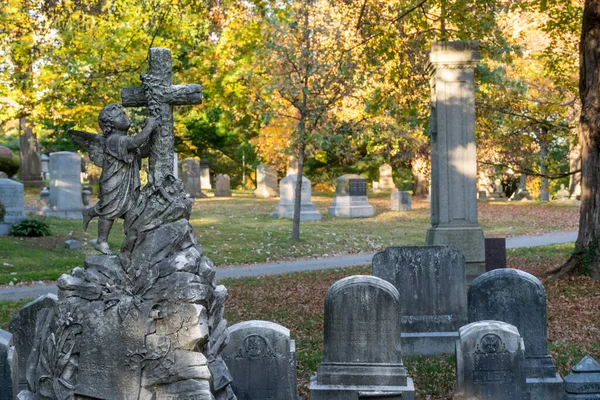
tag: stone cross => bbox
[121,48,202,186]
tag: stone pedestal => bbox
[254,164,278,198]
[271,174,321,221]
[564,355,600,399]
[46,152,83,219]
[328,174,374,218]
[425,41,485,281]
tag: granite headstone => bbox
[181,157,202,198]
[271,174,321,221]
[485,237,507,272]
[563,355,600,399]
[215,174,232,197]
[46,151,83,219]
[328,174,375,218]
[254,164,278,198]
[390,191,411,211]
[0,178,26,225]
[0,329,18,400]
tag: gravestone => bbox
[390,191,411,211]
[564,355,600,399]
[40,154,49,180]
[485,237,507,272]
[19,118,44,188]
[9,294,58,391]
[0,179,26,234]
[0,329,18,400]
[181,157,202,198]
[478,190,488,202]
[310,275,415,400]
[488,179,508,201]
[455,320,528,400]
[468,268,563,400]
[555,184,570,202]
[222,320,299,400]
[200,157,212,190]
[254,164,278,198]
[46,151,83,219]
[328,174,375,218]
[271,174,321,221]
[372,246,466,356]
[0,146,12,160]
[425,41,486,281]
[378,164,396,192]
[287,155,299,176]
[215,174,232,197]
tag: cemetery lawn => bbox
[0,191,579,286]
[0,243,597,399]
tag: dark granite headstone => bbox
[329,175,374,218]
[564,355,600,399]
[0,329,18,399]
[485,237,507,272]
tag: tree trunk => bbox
[545,0,600,280]
[292,142,305,242]
[539,141,549,201]
[568,139,582,199]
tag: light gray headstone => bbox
[222,321,299,400]
[0,329,18,399]
[47,152,83,219]
[328,174,375,218]
[468,268,563,399]
[200,158,211,190]
[271,174,321,221]
[65,239,81,250]
[372,246,466,356]
[390,191,411,211]
[181,157,202,198]
[215,174,232,197]
[378,164,396,191]
[287,156,299,176]
[310,275,415,400]
[564,355,600,399]
[455,320,528,400]
[0,179,26,224]
[254,164,278,198]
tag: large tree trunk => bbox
[568,138,582,199]
[292,142,305,242]
[545,0,600,280]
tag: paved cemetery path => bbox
[0,230,578,301]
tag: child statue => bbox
[69,104,159,254]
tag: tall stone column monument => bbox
[425,41,485,281]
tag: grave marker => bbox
[271,174,321,221]
[391,191,411,211]
[215,174,232,197]
[47,151,83,219]
[254,164,278,198]
[328,174,375,218]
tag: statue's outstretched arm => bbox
[128,116,159,150]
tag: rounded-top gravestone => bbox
[0,146,12,160]
[0,178,26,231]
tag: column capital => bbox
[427,41,481,73]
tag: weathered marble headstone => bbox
[222,321,299,400]
[46,151,83,219]
[215,174,232,197]
[0,329,18,399]
[0,178,26,226]
[378,164,396,192]
[19,118,44,188]
[200,157,212,190]
[425,41,486,281]
[372,246,466,356]
[328,174,375,218]
[287,155,299,176]
[271,174,321,221]
[468,268,563,400]
[254,164,278,198]
[390,191,411,211]
[9,294,58,391]
[485,237,507,272]
[310,275,415,400]
[555,184,570,202]
[181,157,202,198]
[455,320,528,400]
[564,355,600,399]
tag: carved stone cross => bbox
[121,48,202,186]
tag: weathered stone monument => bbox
[513,175,531,201]
[310,275,415,399]
[563,355,600,399]
[271,174,321,221]
[390,191,411,211]
[40,154,49,180]
[181,157,202,198]
[0,178,26,235]
[454,320,528,400]
[19,118,44,188]
[372,246,466,356]
[46,151,83,219]
[18,48,236,400]
[222,321,299,400]
[254,164,278,198]
[0,329,18,399]
[200,157,212,190]
[555,184,570,202]
[488,179,508,201]
[468,268,563,400]
[425,41,486,281]
[377,163,396,192]
[328,174,375,218]
[287,155,299,176]
[215,174,232,197]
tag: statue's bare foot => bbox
[95,241,114,255]
[83,209,93,231]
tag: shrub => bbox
[10,218,52,237]
[0,202,4,223]
[0,157,20,177]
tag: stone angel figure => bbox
[69,104,159,255]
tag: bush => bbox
[0,157,20,177]
[0,202,4,223]
[10,218,52,237]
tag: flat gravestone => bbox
[310,275,415,400]
[47,151,83,219]
[455,320,528,400]
[372,246,466,356]
[200,158,211,190]
[328,174,375,218]
[390,191,411,211]
[181,157,202,198]
[0,329,18,400]
[485,237,507,271]
[468,268,563,400]
[215,174,232,197]
[377,164,396,192]
[222,320,299,400]
[564,355,600,399]
[270,174,321,221]
[254,164,278,198]
[0,178,26,225]
[9,294,58,391]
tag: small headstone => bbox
[65,239,82,250]
[390,191,411,211]
[222,321,299,400]
[181,157,202,198]
[40,154,49,180]
[555,184,570,202]
[215,174,232,197]
[271,174,321,221]
[200,157,212,190]
[478,190,487,202]
[0,179,26,224]
[485,237,507,272]
[46,151,83,219]
[468,269,563,400]
[372,246,466,356]
[0,329,18,399]
[378,164,396,192]
[564,355,600,399]
[372,181,379,192]
[310,275,415,399]
[488,178,508,201]
[286,156,299,176]
[0,146,12,160]
[455,320,528,400]
[254,164,278,198]
[9,294,58,391]
[328,174,375,218]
